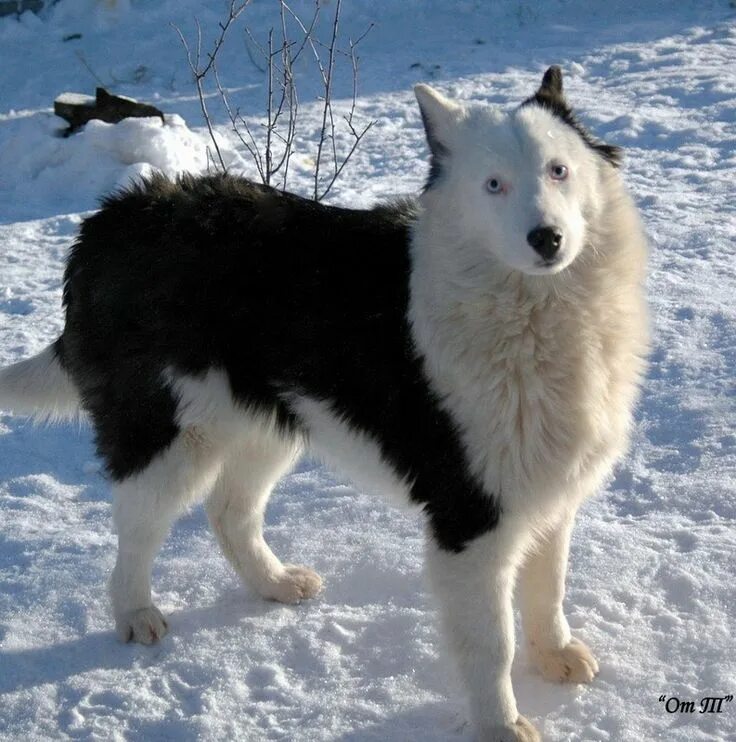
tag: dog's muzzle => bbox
[527,225,563,262]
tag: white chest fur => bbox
[410,201,648,517]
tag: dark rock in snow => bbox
[54,87,165,135]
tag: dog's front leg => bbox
[518,513,599,684]
[426,531,541,742]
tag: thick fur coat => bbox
[0,67,648,741]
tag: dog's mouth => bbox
[526,252,570,276]
[535,256,562,269]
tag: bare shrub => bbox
[174,0,374,201]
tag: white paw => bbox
[530,636,599,683]
[116,605,169,644]
[259,564,323,604]
[481,715,541,742]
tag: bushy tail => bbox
[0,341,81,422]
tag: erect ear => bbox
[537,65,564,99]
[414,84,463,157]
[522,65,623,168]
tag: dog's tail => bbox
[0,339,81,422]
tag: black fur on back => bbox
[521,65,623,168]
[59,173,500,552]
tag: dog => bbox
[0,67,648,741]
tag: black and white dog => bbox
[0,68,648,741]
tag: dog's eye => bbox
[486,177,504,194]
[550,164,568,181]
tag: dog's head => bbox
[415,67,621,276]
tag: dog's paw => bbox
[530,636,599,683]
[116,605,169,644]
[481,716,541,742]
[260,564,323,604]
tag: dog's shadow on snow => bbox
[334,703,473,741]
[0,631,139,693]
[0,592,290,693]
[2,599,587,742]
[0,417,95,488]
[331,667,574,741]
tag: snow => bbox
[54,93,95,105]
[1,1,735,740]
[0,114,216,221]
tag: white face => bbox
[421,99,604,277]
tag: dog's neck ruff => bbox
[407,191,648,514]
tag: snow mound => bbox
[1,0,735,740]
[0,113,218,222]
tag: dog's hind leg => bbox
[518,512,599,683]
[205,433,322,604]
[109,430,225,644]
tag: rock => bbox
[54,87,165,135]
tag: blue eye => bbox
[486,177,503,193]
[550,164,568,180]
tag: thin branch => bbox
[315,17,376,200]
[265,29,274,185]
[200,2,249,78]
[313,0,341,200]
[281,0,326,98]
[270,4,292,134]
[172,0,249,173]
[175,0,373,199]
[244,26,285,79]
[212,61,266,182]
[269,3,298,187]
[345,24,374,129]
[243,31,267,73]
[318,120,374,201]
[74,50,107,87]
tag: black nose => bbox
[527,226,563,261]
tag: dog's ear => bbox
[538,65,564,99]
[414,84,463,157]
[531,65,567,108]
[522,66,622,168]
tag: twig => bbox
[265,28,274,184]
[243,30,267,73]
[280,2,323,78]
[176,0,374,199]
[212,62,266,182]
[172,0,249,173]
[74,50,108,87]
[344,24,374,130]
[318,120,374,201]
[313,0,341,200]
[315,18,376,200]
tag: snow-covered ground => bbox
[1,1,735,740]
